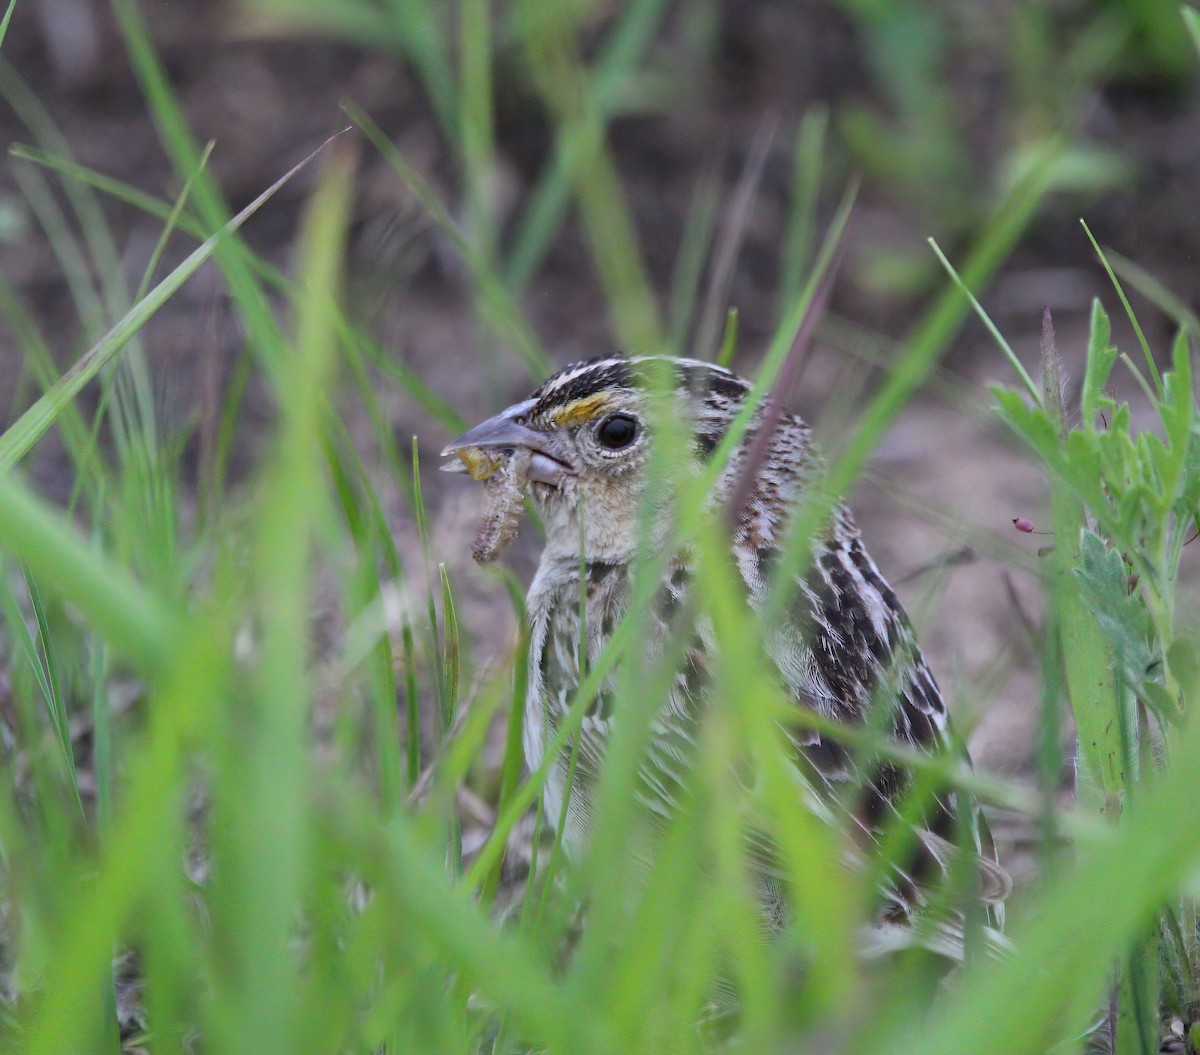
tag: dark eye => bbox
[596,413,638,450]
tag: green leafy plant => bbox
[990,290,1199,1052]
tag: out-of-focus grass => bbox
[0,3,1197,1055]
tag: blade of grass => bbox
[22,599,236,1055]
[132,140,215,304]
[890,708,1200,1055]
[23,569,83,815]
[1107,247,1200,338]
[666,163,722,356]
[0,132,345,471]
[502,0,672,295]
[439,564,461,722]
[0,471,179,675]
[928,236,1041,404]
[207,139,353,1055]
[350,329,465,434]
[89,626,113,834]
[727,197,846,521]
[323,421,404,814]
[516,0,664,353]
[0,62,127,330]
[328,786,614,1055]
[401,615,421,790]
[0,276,101,503]
[409,436,464,877]
[694,112,777,361]
[410,438,446,728]
[10,160,105,335]
[113,0,294,394]
[1081,218,1163,397]
[10,142,470,438]
[0,564,85,826]
[439,562,463,875]
[479,568,531,906]
[0,60,161,477]
[345,100,552,380]
[0,565,54,732]
[716,306,740,367]
[8,143,182,229]
[459,0,497,264]
[0,0,16,50]
[765,137,1065,622]
[779,106,829,322]
[1184,5,1200,56]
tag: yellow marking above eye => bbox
[550,393,611,427]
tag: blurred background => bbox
[0,0,1197,870]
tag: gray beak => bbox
[440,399,575,486]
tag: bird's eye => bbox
[596,413,638,450]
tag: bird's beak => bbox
[440,398,575,486]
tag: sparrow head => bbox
[441,355,797,562]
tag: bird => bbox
[441,353,1011,961]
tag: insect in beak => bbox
[440,398,576,486]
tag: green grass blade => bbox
[891,709,1200,1055]
[9,160,105,336]
[1107,247,1200,337]
[409,438,447,724]
[113,0,294,393]
[502,0,672,295]
[0,276,96,489]
[132,139,214,304]
[329,788,614,1055]
[0,132,344,471]
[208,139,353,1055]
[350,329,466,434]
[1081,217,1163,397]
[23,604,235,1054]
[480,569,530,906]
[0,471,179,675]
[928,236,1041,404]
[0,61,162,480]
[459,0,498,265]
[324,420,404,814]
[10,141,471,440]
[8,143,188,231]
[665,165,721,356]
[1041,315,1129,801]
[397,618,420,792]
[0,0,16,51]
[89,632,113,833]
[1184,5,1200,56]
[779,106,829,320]
[694,115,776,361]
[0,563,54,721]
[346,100,553,380]
[716,306,739,367]
[765,137,1064,620]
[516,0,663,354]
[23,568,83,815]
[439,563,461,724]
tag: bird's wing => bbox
[734,511,1010,951]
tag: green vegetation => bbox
[0,2,1198,1053]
